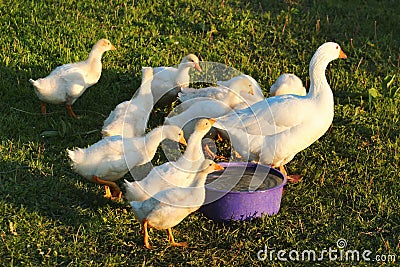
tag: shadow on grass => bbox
[0,157,128,227]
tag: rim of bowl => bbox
[205,161,287,194]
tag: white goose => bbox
[165,75,258,134]
[214,42,347,181]
[178,74,263,105]
[67,125,186,199]
[29,39,116,118]
[269,73,306,97]
[151,54,202,105]
[130,159,223,249]
[101,67,153,138]
[216,74,265,109]
[124,118,215,202]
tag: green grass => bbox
[1,0,399,266]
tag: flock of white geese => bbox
[29,39,347,248]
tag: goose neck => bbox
[307,57,335,117]
[308,56,330,95]
[88,48,105,64]
[189,172,208,187]
[175,64,191,87]
[178,61,191,71]
[143,127,164,151]
[176,131,204,166]
[138,80,153,96]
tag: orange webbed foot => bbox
[171,241,188,247]
[287,174,301,183]
[167,228,187,248]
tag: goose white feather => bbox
[167,76,256,126]
[151,54,202,105]
[178,74,264,106]
[216,74,265,107]
[214,42,347,170]
[124,118,214,202]
[269,73,306,96]
[166,75,264,136]
[130,159,223,249]
[101,67,154,138]
[67,125,186,198]
[29,38,116,118]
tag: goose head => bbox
[308,42,347,94]
[88,39,116,61]
[164,125,187,145]
[180,54,202,72]
[215,75,255,108]
[229,75,255,95]
[194,118,215,133]
[310,42,347,73]
[95,38,116,52]
[218,75,255,96]
[197,159,224,174]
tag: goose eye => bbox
[336,46,339,49]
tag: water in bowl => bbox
[206,166,283,192]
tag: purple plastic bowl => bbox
[199,162,286,222]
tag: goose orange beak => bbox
[194,63,202,72]
[214,164,224,171]
[179,136,187,146]
[208,118,217,125]
[339,49,347,59]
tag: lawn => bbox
[0,0,399,266]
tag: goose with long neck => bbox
[29,39,116,118]
[124,118,215,202]
[214,42,347,182]
[102,67,154,138]
[175,55,201,87]
[174,118,216,170]
[67,125,186,200]
[151,54,202,105]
